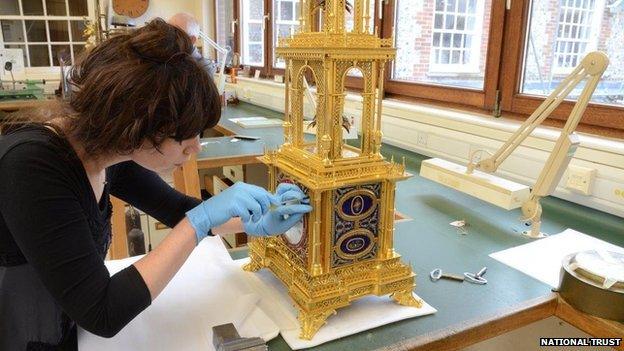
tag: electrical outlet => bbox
[417,132,428,147]
[469,145,489,163]
[242,87,251,99]
[565,165,596,195]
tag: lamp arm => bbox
[198,31,230,95]
[471,51,609,174]
[522,53,607,221]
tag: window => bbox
[429,0,485,75]
[240,0,265,66]
[273,0,300,68]
[391,0,493,91]
[222,0,623,133]
[215,0,235,62]
[0,0,90,68]
[552,0,604,74]
[503,0,623,130]
[520,0,617,106]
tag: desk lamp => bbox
[198,31,230,95]
[420,51,609,238]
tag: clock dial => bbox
[113,0,149,18]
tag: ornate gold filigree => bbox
[391,289,424,308]
[244,0,420,340]
[298,309,337,340]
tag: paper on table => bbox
[489,228,624,288]
[78,237,279,351]
[236,258,437,350]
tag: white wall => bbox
[127,0,203,27]
[225,76,624,219]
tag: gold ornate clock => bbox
[112,0,149,18]
[243,0,422,340]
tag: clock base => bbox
[243,237,422,340]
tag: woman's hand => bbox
[185,182,278,243]
[243,183,312,236]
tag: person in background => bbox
[0,19,311,350]
[168,12,217,78]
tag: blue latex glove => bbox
[186,182,278,243]
[243,183,312,236]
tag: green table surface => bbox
[197,105,315,161]
[208,102,624,350]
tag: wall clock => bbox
[112,0,149,18]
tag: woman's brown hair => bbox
[3,18,220,157]
[67,18,220,156]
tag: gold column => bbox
[321,60,337,160]
[335,0,346,33]
[311,190,323,275]
[374,60,386,156]
[300,0,308,32]
[360,91,375,155]
[292,72,304,147]
[364,0,371,34]
[354,0,364,33]
[314,65,326,144]
[284,61,292,146]
[381,181,396,259]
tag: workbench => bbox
[193,102,624,350]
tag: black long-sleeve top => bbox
[0,124,201,350]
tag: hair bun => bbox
[126,18,194,64]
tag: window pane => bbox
[215,0,234,67]
[249,23,262,41]
[521,0,624,107]
[392,0,491,89]
[49,20,69,42]
[241,0,264,66]
[5,45,27,67]
[51,44,70,65]
[0,0,20,15]
[68,0,88,16]
[273,0,300,68]
[249,0,263,20]
[280,1,293,20]
[70,20,86,41]
[46,0,67,15]
[248,43,262,64]
[28,44,49,66]
[25,20,47,42]
[22,0,44,15]
[1,20,25,42]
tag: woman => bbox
[0,19,311,350]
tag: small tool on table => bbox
[212,323,267,351]
[464,267,488,285]
[430,268,464,282]
[231,135,260,141]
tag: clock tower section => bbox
[243,0,422,340]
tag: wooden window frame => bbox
[224,0,622,134]
[382,0,506,111]
[499,0,624,132]
[0,0,91,68]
